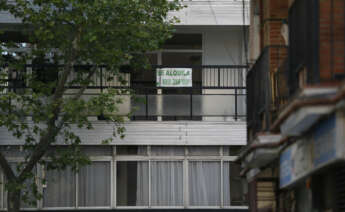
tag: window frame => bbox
[0,146,248,210]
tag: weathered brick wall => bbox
[262,0,289,73]
[319,0,345,81]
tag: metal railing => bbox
[289,0,345,92]
[288,0,320,94]
[1,64,247,121]
[247,48,270,136]
[130,87,246,121]
[247,46,287,137]
[273,58,289,112]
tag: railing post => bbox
[218,67,221,87]
[100,66,103,93]
[235,88,238,121]
[190,89,193,120]
[146,93,148,120]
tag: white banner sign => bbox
[156,68,192,87]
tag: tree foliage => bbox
[0,0,182,211]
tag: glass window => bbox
[151,146,185,156]
[43,167,76,207]
[116,146,147,156]
[78,162,111,207]
[162,34,202,50]
[189,161,221,206]
[224,162,246,206]
[162,52,202,66]
[188,146,220,156]
[80,146,112,156]
[151,161,183,206]
[223,146,243,156]
[116,161,149,206]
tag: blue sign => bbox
[280,147,293,188]
[313,115,336,167]
[279,114,338,189]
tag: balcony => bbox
[246,46,287,138]
[273,58,289,113]
[2,64,247,121]
[289,0,345,93]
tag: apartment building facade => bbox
[239,0,345,211]
[0,1,250,211]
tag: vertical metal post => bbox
[190,89,193,120]
[113,146,117,208]
[220,160,224,208]
[218,67,221,87]
[148,159,151,208]
[145,93,148,119]
[100,67,103,93]
[235,88,238,121]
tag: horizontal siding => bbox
[0,1,249,26]
[169,0,250,25]
[0,121,246,146]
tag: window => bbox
[223,145,243,156]
[188,146,220,156]
[224,162,247,206]
[0,145,247,209]
[116,146,147,156]
[43,167,76,208]
[78,162,111,207]
[151,161,183,206]
[151,146,185,156]
[163,34,202,50]
[114,146,246,208]
[116,161,149,206]
[189,161,221,206]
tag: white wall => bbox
[169,0,250,26]
[1,1,250,26]
[203,28,246,65]
[175,26,247,65]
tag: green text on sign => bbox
[156,68,192,87]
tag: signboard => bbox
[280,113,344,188]
[156,68,192,87]
[279,138,313,188]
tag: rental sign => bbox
[156,68,192,87]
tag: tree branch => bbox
[0,151,16,180]
[18,45,78,183]
[71,66,98,101]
